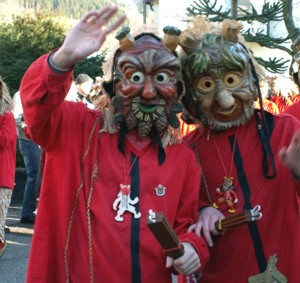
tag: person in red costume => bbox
[179,17,300,282]
[19,6,209,283]
[284,101,300,121]
[268,75,294,113]
[0,77,17,257]
[253,79,279,114]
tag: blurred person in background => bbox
[12,91,41,224]
[0,77,17,256]
[75,73,95,109]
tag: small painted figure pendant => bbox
[212,177,238,213]
[113,184,141,222]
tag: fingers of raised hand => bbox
[95,6,119,26]
[105,15,126,34]
[81,6,126,36]
[81,6,120,25]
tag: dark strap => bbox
[130,153,141,283]
[149,129,166,165]
[118,125,165,165]
[118,123,128,155]
[254,110,276,179]
[240,42,276,179]
[229,135,267,272]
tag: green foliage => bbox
[0,1,126,95]
[186,0,283,23]
[74,51,108,79]
[0,11,69,95]
[20,0,126,20]
[238,2,283,23]
[186,0,231,21]
[254,57,290,74]
[0,2,122,166]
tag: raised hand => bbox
[52,6,126,69]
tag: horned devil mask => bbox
[102,26,184,138]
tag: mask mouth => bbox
[216,105,237,115]
[131,99,167,122]
[137,97,166,109]
[138,103,160,113]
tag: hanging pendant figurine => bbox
[113,184,141,222]
[213,177,238,213]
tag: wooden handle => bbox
[147,210,184,259]
[215,205,262,231]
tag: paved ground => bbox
[0,205,33,283]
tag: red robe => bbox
[0,112,17,189]
[20,54,209,283]
[184,113,300,282]
[284,102,300,121]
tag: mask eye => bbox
[223,72,242,88]
[154,72,170,84]
[130,71,145,84]
[197,76,215,92]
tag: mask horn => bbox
[178,30,200,55]
[115,26,135,52]
[162,26,181,51]
[221,19,243,43]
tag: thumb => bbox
[165,256,174,268]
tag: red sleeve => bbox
[0,112,16,149]
[0,112,17,188]
[20,53,73,147]
[19,53,91,151]
[173,150,210,271]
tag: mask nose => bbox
[141,77,157,100]
[216,81,235,108]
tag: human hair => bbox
[0,77,12,115]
